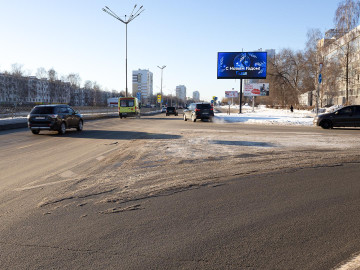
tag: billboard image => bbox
[225,91,238,98]
[244,83,269,96]
[217,52,267,79]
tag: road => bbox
[1,113,360,269]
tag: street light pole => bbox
[102,5,144,97]
[157,65,166,108]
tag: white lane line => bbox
[335,253,360,270]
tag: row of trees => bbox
[221,0,360,108]
[0,64,124,106]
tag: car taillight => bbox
[195,108,200,112]
[210,108,213,111]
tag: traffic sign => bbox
[318,74,322,84]
[136,92,141,100]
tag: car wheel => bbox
[321,120,332,129]
[209,117,213,122]
[77,120,83,131]
[166,114,168,116]
[176,113,178,116]
[58,122,66,135]
[119,113,122,119]
[31,129,40,135]
[191,115,196,122]
[184,114,187,121]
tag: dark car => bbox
[27,104,83,135]
[166,106,178,116]
[313,105,360,129]
[183,102,214,122]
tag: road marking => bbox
[335,253,360,270]
[96,156,105,161]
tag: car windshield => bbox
[30,106,55,114]
[120,99,134,107]
[167,107,175,110]
[196,104,211,109]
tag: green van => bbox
[118,97,140,119]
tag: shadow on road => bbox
[210,140,276,148]
[39,129,182,140]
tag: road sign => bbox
[318,74,322,84]
[136,92,141,100]
[157,94,161,103]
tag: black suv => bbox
[27,105,83,135]
[166,106,178,116]
[313,105,360,129]
[183,103,214,122]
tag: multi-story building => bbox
[193,91,200,102]
[176,85,186,103]
[132,69,153,104]
[318,26,360,105]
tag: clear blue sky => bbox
[0,0,341,101]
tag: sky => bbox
[0,0,341,101]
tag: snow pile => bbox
[215,105,315,126]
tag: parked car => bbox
[313,105,360,129]
[166,106,178,116]
[27,104,83,135]
[161,107,167,113]
[183,102,214,122]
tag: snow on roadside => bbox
[215,105,315,126]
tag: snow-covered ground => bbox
[215,105,316,126]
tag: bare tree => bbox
[48,68,57,82]
[334,0,360,34]
[267,48,305,107]
[11,63,24,77]
[36,67,47,79]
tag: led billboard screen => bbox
[217,52,267,79]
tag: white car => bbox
[161,107,167,113]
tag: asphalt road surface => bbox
[1,113,360,269]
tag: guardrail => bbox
[0,106,159,119]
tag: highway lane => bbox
[1,114,360,269]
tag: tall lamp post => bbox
[157,65,166,108]
[102,5,144,97]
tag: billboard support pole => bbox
[239,79,243,114]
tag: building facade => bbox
[0,73,109,106]
[132,69,153,104]
[318,25,360,106]
[176,85,186,102]
[193,91,200,102]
